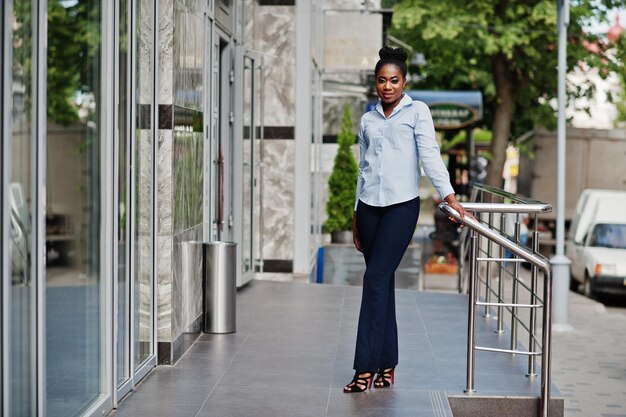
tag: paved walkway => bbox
[551,291,626,417]
[110,280,553,417]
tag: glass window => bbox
[590,223,626,249]
[117,0,131,386]
[9,0,35,415]
[45,0,105,415]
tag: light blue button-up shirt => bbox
[355,94,455,210]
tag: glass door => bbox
[116,0,156,402]
[5,1,37,415]
[44,0,107,415]
[210,35,220,240]
[241,53,262,285]
[212,33,234,242]
[116,0,131,397]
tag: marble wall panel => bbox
[137,130,153,236]
[157,235,172,341]
[172,130,203,234]
[138,0,155,105]
[261,70,295,127]
[136,125,155,343]
[155,0,206,350]
[173,1,203,111]
[158,130,173,236]
[251,6,295,127]
[170,245,182,339]
[244,0,256,46]
[261,140,295,260]
[158,0,174,104]
[183,0,204,15]
[137,235,153,342]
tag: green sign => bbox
[429,103,478,130]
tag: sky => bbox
[586,9,625,37]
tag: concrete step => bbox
[449,395,564,417]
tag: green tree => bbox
[325,105,359,233]
[46,0,101,125]
[392,0,625,186]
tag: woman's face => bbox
[375,64,406,105]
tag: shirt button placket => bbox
[379,120,386,205]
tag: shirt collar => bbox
[375,93,414,118]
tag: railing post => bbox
[484,212,493,317]
[458,235,466,293]
[541,270,553,417]
[527,215,539,377]
[496,213,505,334]
[510,214,520,351]
[465,229,478,394]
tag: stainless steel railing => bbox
[439,185,553,417]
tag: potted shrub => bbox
[325,104,359,243]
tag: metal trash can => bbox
[203,241,237,333]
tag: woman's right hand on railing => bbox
[444,194,474,225]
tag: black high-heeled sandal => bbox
[374,367,395,388]
[343,371,374,393]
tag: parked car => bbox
[566,189,626,297]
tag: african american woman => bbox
[343,46,469,393]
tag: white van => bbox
[566,189,626,297]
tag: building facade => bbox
[1,0,387,415]
[0,0,324,415]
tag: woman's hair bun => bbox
[378,46,408,63]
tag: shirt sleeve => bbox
[354,120,367,211]
[414,103,455,200]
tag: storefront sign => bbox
[429,103,478,130]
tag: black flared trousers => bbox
[353,196,420,372]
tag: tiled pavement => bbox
[551,291,626,417]
[110,280,557,417]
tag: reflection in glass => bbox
[134,0,155,369]
[117,0,131,386]
[10,1,34,415]
[45,0,104,415]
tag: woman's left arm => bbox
[414,102,471,222]
[414,102,456,199]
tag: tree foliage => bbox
[325,105,359,233]
[12,0,102,125]
[391,0,625,185]
[47,0,101,125]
